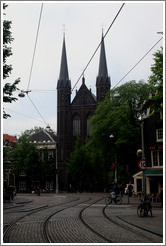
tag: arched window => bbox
[73,115,80,136]
[87,115,92,136]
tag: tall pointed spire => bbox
[57,35,71,89]
[96,32,111,102]
[98,32,108,79]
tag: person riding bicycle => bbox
[110,183,119,203]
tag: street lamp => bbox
[18,90,31,97]
[110,134,117,183]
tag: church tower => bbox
[96,33,111,102]
[57,35,71,190]
[57,31,111,191]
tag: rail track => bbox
[3,195,163,243]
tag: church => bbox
[57,32,111,191]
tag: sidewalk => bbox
[118,195,163,236]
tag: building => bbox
[133,110,163,199]
[3,134,17,190]
[15,130,57,192]
[57,33,111,191]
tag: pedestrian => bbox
[128,183,133,197]
[36,185,40,196]
[119,184,123,197]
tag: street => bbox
[3,193,163,244]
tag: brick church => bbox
[57,33,111,191]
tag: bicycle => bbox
[137,195,152,217]
[105,191,122,205]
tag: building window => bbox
[46,180,53,190]
[156,129,163,142]
[87,115,92,136]
[151,150,163,167]
[19,170,26,176]
[19,180,26,191]
[73,115,80,136]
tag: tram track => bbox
[103,204,163,243]
[3,194,163,243]
[43,197,93,243]
[3,196,80,243]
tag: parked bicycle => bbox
[137,195,152,217]
[105,191,122,205]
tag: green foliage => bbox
[11,134,39,174]
[89,80,150,180]
[67,81,151,190]
[147,47,163,113]
[3,4,20,119]
[67,138,94,190]
[23,126,45,136]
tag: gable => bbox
[71,83,96,106]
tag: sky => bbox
[2,1,164,137]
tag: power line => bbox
[112,36,163,90]
[71,3,125,92]
[27,94,48,126]
[3,107,45,123]
[27,3,43,91]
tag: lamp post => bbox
[141,119,146,196]
[136,107,146,197]
[110,134,117,183]
[55,142,59,194]
[109,92,120,184]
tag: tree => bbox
[3,4,20,119]
[147,47,163,113]
[11,134,40,190]
[89,81,150,184]
[67,81,151,191]
[23,126,45,136]
[67,138,94,192]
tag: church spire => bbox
[57,35,71,89]
[98,32,108,79]
[96,32,111,102]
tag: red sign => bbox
[138,159,146,171]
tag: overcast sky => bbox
[2,1,164,136]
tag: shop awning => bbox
[144,169,163,176]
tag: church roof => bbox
[57,36,71,89]
[71,77,96,106]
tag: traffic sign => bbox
[138,159,146,171]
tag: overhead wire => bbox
[27,94,49,126]
[18,2,162,129]
[27,3,43,91]
[3,107,46,124]
[112,36,163,90]
[71,3,125,92]
[23,3,49,127]
[20,3,125,127]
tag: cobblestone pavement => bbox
[3,193,163,244]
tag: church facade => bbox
[57,33,111,191]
